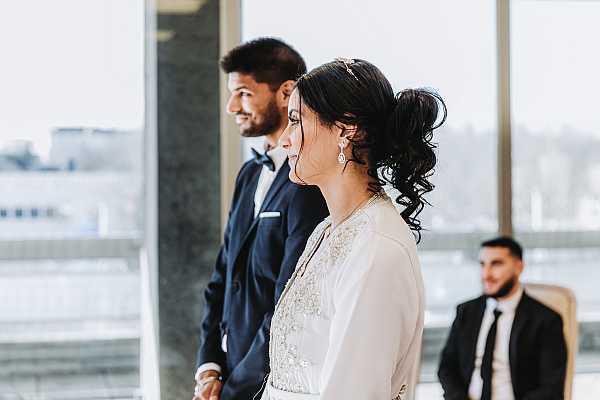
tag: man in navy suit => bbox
[192,38,328,400]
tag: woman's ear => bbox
[337,122,359,140]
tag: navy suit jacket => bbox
[197,159,328,400]
[438,292,567,400]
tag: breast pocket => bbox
[251,212,285,279]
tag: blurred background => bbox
[0,0,599,399]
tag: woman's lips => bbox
[288,155,298,162]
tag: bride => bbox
[259,58,446,400]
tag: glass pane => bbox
[0,258,140,398]
[511,0,600,232]
[242,0,498,234]
[240,0,498,309]
[0,0,144,239]
[0,0,145,398]
[519,247,600,373]
[421,250,481,327]
[242,0,498,387]
[511,0,600,382]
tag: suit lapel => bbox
[232,162,290,270]
[509,292,531,392]
[228,164,261,268]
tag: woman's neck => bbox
[318,168,374,229]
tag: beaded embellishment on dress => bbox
[269,196,382,393]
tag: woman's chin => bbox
[288,171,300,184]
[289,170,307,185]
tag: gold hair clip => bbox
[335,57,360,81]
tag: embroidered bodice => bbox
[263,196,425,400]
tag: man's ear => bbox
[515,259,524,276]
[277,80,296,107]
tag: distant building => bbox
[49,127,142,171]
[0,128,143,237]
[0,171,142,238]
[0,140,43,171]
[1,128,141,172]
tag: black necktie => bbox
[481,308,502,400]
[251,148,275,172]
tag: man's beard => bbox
[239,98,282,138]
[487,275,517,299]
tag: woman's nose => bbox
[279,125,291,149]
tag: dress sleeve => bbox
[318,235,423,399]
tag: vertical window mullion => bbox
[220,0,243,235]
[497,0,513,236]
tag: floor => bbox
[416,373,600,399]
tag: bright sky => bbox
[1,0,598,159]
[0,0,144,158]
[243,0,600,135]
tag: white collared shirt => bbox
[196,144,287,381]
[253,145,288,217]
[468,286,523,400]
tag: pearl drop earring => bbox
[338,139,347,164]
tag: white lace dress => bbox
[260,196,425,400]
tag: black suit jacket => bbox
[197,160,328,400]
[438,292,567,400]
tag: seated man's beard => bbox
[489,276,517,299]
[241,98,281,138]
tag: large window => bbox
[241,0,498,331]
[0,1,146,399]
[241,0,600,395]
[242,0,498,236]
[511,0,600,375]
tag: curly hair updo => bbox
[295,59,447,242]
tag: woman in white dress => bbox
[259,58,446,400]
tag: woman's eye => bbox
[240,92,251,97]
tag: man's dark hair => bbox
[220,37,306,90]
[481,236,523,260]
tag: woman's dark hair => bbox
[295,59,447,242]
[221,37,306,90]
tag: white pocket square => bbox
[259,211,281,218]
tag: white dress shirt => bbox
[468,286,524,400]
[253,146,288,217]
[195,145,287,381]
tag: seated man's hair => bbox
[481,236,523,260]
[221,37,307,90]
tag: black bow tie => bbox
[251,148,275,172]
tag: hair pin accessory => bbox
[335,57,360,82]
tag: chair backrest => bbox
[523,283,577,400]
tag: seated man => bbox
[438,237,567,400]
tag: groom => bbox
[193,38,328,400]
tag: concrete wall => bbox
[156,1,221,399]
